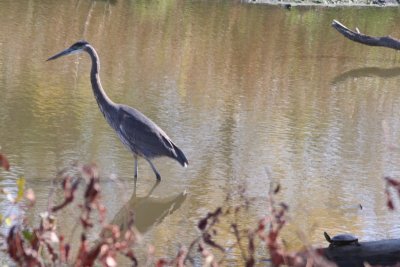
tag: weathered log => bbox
[321,238,400,267]
[332,19,400,50]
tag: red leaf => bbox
[0,154,10,171]
[51,177,79,212]
[385,176,400,187]
[387,198,395,210]
[124,250,138,266]
[273,184,281,194]
[198,217,208,231]
[65,244,70,261]
[156,259,168,267]
[7,226,25,261]
[198,208,222,231]
[202,233,224,252]
[270,251,285,266]
[385,188,395,210]
[279,202,289,211]
[246,258,255,267]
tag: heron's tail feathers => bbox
[172,144,188,167]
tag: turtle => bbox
[324,232,360,247]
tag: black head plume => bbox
[69,40,89,50]
[47,40,90,61]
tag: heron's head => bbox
[47,41,89,61]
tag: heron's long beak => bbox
[47,48,80,61]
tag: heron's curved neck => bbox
[84,45,115,113]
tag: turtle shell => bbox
[330,234,358,245]
[324,231,359,246]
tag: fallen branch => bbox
[332,19,400,50]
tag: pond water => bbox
[1,0,400,264]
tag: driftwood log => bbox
[332,19,400,50]
[321,238,400,267]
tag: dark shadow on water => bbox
[109,181,187,234]
[93,0,117,5]
[331,67,400,85]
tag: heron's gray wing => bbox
[117,105,176,158]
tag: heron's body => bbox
[48,41,188,181]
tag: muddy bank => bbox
[243,0,399,7]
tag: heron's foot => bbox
[145,158,161,181]
[134,155,138,179]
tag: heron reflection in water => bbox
[110,181,187,233]
[47,41,188,181]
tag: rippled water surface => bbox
[1,0,400,264]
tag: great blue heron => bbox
[47,41,188,181]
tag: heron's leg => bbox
[133,177,137,197]
[145,158,161,181]
[134,155,138,180]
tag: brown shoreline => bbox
[244,0,399,7]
